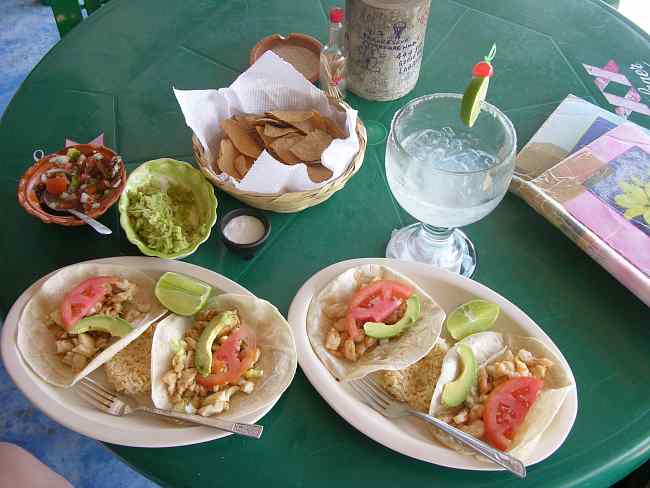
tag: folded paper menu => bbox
[512,95,650,307]
[174,51,359,193]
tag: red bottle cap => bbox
[330,7,344,23]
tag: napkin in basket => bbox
[175,51,359,193]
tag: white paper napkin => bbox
[175,51,359,193]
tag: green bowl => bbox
[119,158,218,259]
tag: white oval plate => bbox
[1,256,293,448]
[288,258,578,470]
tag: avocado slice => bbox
[363,295,421,339]
[69,314,133,337]
[194,310,239,376]
[441,343,478,407]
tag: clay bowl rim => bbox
[17,144,127,227]
[249,32,323,83]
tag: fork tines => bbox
[76,378,118,411]
[348,376,395,413]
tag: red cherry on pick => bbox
[472,61,493,78]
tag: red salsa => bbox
[37,146,123,213]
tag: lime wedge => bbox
[460,76,490,127]
[155,272,212,316]
[446,299,500,340]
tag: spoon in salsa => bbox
[42,191,112,235]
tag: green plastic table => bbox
[1,0,649,486]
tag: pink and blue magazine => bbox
[513,95,650,307]
[538,123,650,277]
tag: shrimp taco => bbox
[429,331,574,461]
[151,294,297,418]
[17,263,167,387]
[306,264,445,381]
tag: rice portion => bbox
[104,327,154,395]
[380,338,449,412]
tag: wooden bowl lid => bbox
[250,33,323,83]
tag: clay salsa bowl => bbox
[250,33,322,83]
[17,144,127,226]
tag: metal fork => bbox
[75,378,263,439]
[349,377,526,478]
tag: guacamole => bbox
[126,182,205,254]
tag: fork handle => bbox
[410,411,526,478]
[142,407,263,439]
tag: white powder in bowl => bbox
[223,215,266,244]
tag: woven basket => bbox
[192,102,367,213]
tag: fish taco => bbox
[306,264,445,381]
[429,331,574,461]
[17,263,166,387]
[151,293,297,418]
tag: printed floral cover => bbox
[533,123,650,278]
[512,95,650,307]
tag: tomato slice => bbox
[346,280,413,340]
[483,376,544,451]
[196,325,257,388]
[45,175,69,195]
[348,280,412,309]
[349,298,402,322]
[60,276,117,329]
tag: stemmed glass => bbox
[385,93,516,276]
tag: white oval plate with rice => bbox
[287,258,578,471]
[2,256,293,448]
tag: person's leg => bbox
[0,442,72,488]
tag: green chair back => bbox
[49,0,111,37]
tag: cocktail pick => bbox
[460,44,496,127]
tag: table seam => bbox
[179,45,242,75]
[234,213,301,283]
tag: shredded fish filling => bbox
[322,275,408,362]
[438,347,555,439]
[162,308,262,417]
[49,279,148,373]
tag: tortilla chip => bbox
[270,134,304,165]
[289,119,317,134]
[218,138,240,179]
[251,117,286,126]
[307,164,333,183]
[308,112,329,132]
[220,119,263,159]
[290,129,333,161]
[264,124,299,138]
[234,115,262,143]
[267,110,315,123]
[235,154,254,179]
[323,116,346,139]
[255,125,276,148]
[236,114,260,126]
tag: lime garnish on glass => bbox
[155,272,212,315]
[446,299,500,340]
[460,44,496,127]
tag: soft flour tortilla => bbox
[306,264,445,382]
[17,263,167,388]
[429,331,574,461]
[151,293,297,419]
